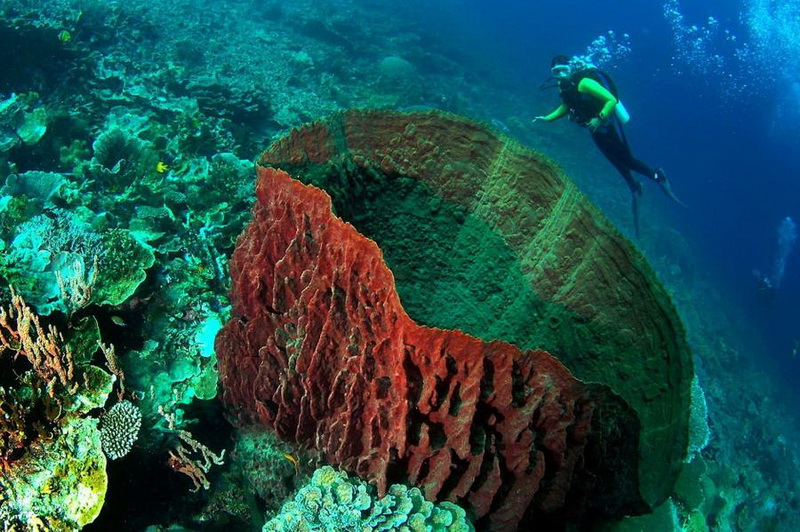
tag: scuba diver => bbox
[533,55,684,237]
[754,270,776,308]
[753,216,797,308]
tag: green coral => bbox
[88,126,157,194]
[0,193,38,242]
[124,300,225,437]
[674,456,709,512]
[681,508,710,532]
[17,106,48,144]
[0,417,108,529]
[608,498,681,532]
[234,429,310,520]
[263,466,474,532]
[0,93,48,151]
[1,171,69,210]
[0,209,155,315]
[92,228,156,306]
[0,305,114,529]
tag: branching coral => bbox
[98,400,142,460]
[0,287,77,398]
[0,291,116,528]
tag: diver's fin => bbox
[631,191,640,239]
[655,168,687,207]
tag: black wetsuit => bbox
[559,70,656,193]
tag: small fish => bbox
[156,161,170,173]
[110,315,127,327]
[58,30,72,43]
[792,340,798,358]
[283,453,299,472]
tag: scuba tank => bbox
[614,100,630,124]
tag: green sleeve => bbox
[577,78,617,120]
[542,103,569,121]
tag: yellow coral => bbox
[334,482,354,505]
[312,466,339,486]
[29,517,49,532]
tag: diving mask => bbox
[551,64,572,78]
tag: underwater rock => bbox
[379,55,417,80]
[256,110,693,509]
[217,166,647,529]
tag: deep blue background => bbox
[412,0,800,383]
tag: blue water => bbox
[433,0,800,380]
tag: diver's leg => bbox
[592,129,643,236]
[652,167,686,206]
[591,130,643,195]
[629,158,657,180]
[611,122,686,205]
[606,121,656,178]
[631,191,641,239]
[629,157,684,205]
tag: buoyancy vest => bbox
[558,68,621,126]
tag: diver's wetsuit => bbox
[559,69,656,193]
[590,118,654,194]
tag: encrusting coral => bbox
[264,466,473,532]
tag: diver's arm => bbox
[577,78,617,120]
[534,103,568,122]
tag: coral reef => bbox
[217,165,647,529]
[264,465,473,531]
[0,0,797,529]
[99,400,142,460]
[0,293,115,528]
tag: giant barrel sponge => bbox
[216,110,693,528]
